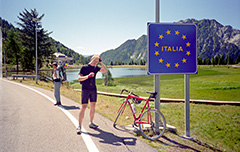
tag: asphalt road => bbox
[0,79,157,152]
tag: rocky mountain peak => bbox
[100,18,240,64]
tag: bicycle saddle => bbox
[146,91,158,99]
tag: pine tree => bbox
[102,70,114,86]
[214,55,219,65]
[228,56,234,65]
[17,8,53,70]
[197,57,202,65]
[218,55,224,65]
[236,55,240,64]
[5,28,23,74]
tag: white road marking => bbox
[2,79,99,152]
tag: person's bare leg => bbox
[78,104,88,126]
[89,102,96,123]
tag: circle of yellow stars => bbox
[154,29,191,68]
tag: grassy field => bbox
[72,65,240,101]
[14,65,240,151]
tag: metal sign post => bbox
[185,74,190,137]
[154,0,160,133]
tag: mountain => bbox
[100,35,147,64]
[0,17,89,65]
[178,18,240,60]
[100,18,240,64]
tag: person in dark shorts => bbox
[77,55,108,134]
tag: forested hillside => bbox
[0,17,89,66]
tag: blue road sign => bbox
[148,23,197,74]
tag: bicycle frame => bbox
[114,90,166,140]
[117,94,151,124]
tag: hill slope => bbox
[0,17,89,64]
[100,35,147,64]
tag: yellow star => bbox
[159,58,164,63]
[175,63,180,68]
[182,58,187,63]
[154,42,159,47]
[182,35,187,40]
[159,34,164,39]
[186,51,191,56]
[166,30,171,35]
[175,30,180,35]
[154,51,159,56]
[186,42,191,47]
[166,63,170,68]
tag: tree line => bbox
[110,56,240,66]
[198,55,240,65]
[110,59,146,66]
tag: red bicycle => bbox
[113,89,166,140]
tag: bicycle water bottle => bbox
[131,103,137,114]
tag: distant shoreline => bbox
[67,64,147,69]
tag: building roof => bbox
[53,52,73,62]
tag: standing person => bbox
[76,55,108,134]
[52,62,62,106]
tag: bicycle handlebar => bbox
[120,89,131,95]
[120,89,158,99]
[120,89,138,96]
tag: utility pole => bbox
[33,18,39,84]
[0,27,2,79]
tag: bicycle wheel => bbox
[113,102,127,128]
[139,109,166,140]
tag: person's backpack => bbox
[57,64,67,82]
[61,64,67,81]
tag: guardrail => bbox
[39,72,52,82]
[12,74,36,80]
[74,89,240,105]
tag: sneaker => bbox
[76,126,81,135]
[89,122,98,129]
[54,102,61,106]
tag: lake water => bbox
[66,67,148,82]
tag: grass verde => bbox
[17,65,239,152]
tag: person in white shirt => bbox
[52,62,62,106]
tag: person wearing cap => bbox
[52,62,62,106]
[76,55,108,134]
[57,60,62,68]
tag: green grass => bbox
[160,103,240,151]
[16,65,240,151]
[71,65,240,101]
[88,65,240,101]
[70,65,240,151]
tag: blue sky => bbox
[1,0,240,55]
